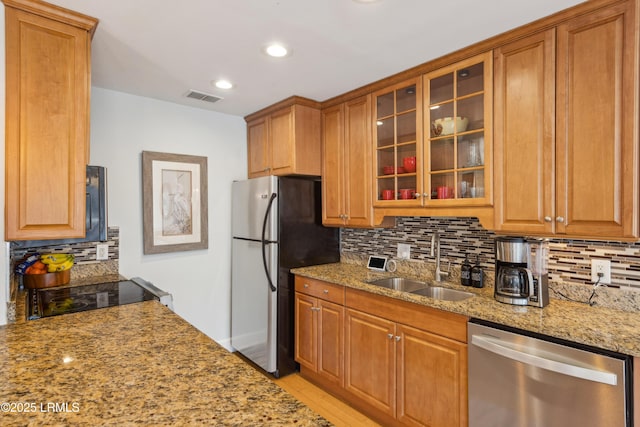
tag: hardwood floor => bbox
[273,373,381,427]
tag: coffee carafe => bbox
[494,237,549,307]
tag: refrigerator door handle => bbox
[261,192,278,292]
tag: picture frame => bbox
[142,151,208,254]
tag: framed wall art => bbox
[142,151,208,254]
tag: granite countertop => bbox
[0,301,330,426]
[292,262,640,357]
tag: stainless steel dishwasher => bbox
[468,320,632,427]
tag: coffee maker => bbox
[494,237,549,307]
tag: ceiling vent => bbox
[185,90,223,104]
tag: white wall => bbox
[90,88,246,346]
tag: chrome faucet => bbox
[431,231,450,282]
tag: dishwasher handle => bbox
[471,334,618,386]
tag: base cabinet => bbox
[396,324,467,427]
[344,308,396,416]
[294,277,345,387]
[345,307,467,427]
[295,275,468,427]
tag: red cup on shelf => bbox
[398,189,415,199]
[403,156,416,173]
[437,186,452,199]
[381,189,395,200]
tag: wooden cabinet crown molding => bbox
[2,0,98,36]
[244,95,321,122]
[320,0,627,109]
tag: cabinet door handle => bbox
[556,216,565,223]
[323,289,329,294]
[310,307,320,312]
[303,283,309,288]
[387,333,394,340]
[395,336,401,341]
[544,216,552,222]
[423,193,430,198]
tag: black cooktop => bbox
[27,280,157,320]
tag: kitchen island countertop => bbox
[292,262,640,357]
[0,301,330,426]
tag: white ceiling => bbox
[47,0,584,117]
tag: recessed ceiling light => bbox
[214,79,233,90]
[264,43,290,58]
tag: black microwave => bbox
[11,165,108,248]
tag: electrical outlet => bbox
[591,259,611,284]
[96,244,109,261]
[397,243,411,260]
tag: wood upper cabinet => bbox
[556,1,637,238]
[245,97,322,178]
[321,104,345,225]
[247,116,269,177]
[372,78,422,206]
[294,277,345,387]
[322,95,378,227]
[4,0,98,241]
[423,52,493,207]
[495,0,638,239]
[369,57,494,228]
[494,29,555,235]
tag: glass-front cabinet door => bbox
[423,52,492,205]
[372,78,422,205]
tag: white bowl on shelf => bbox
[434,117,468,135]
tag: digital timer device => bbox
[367,255,388,272]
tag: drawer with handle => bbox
[294,276,345,305]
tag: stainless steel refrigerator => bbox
[231,175,340,377]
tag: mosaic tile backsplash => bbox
[11,226,120,266]
[9,226,120,295]
[341,217,640,312]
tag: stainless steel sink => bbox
[367,277,474,301]
[367,277,428,293]
[369,277,473,301]
[411,286,474,301]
